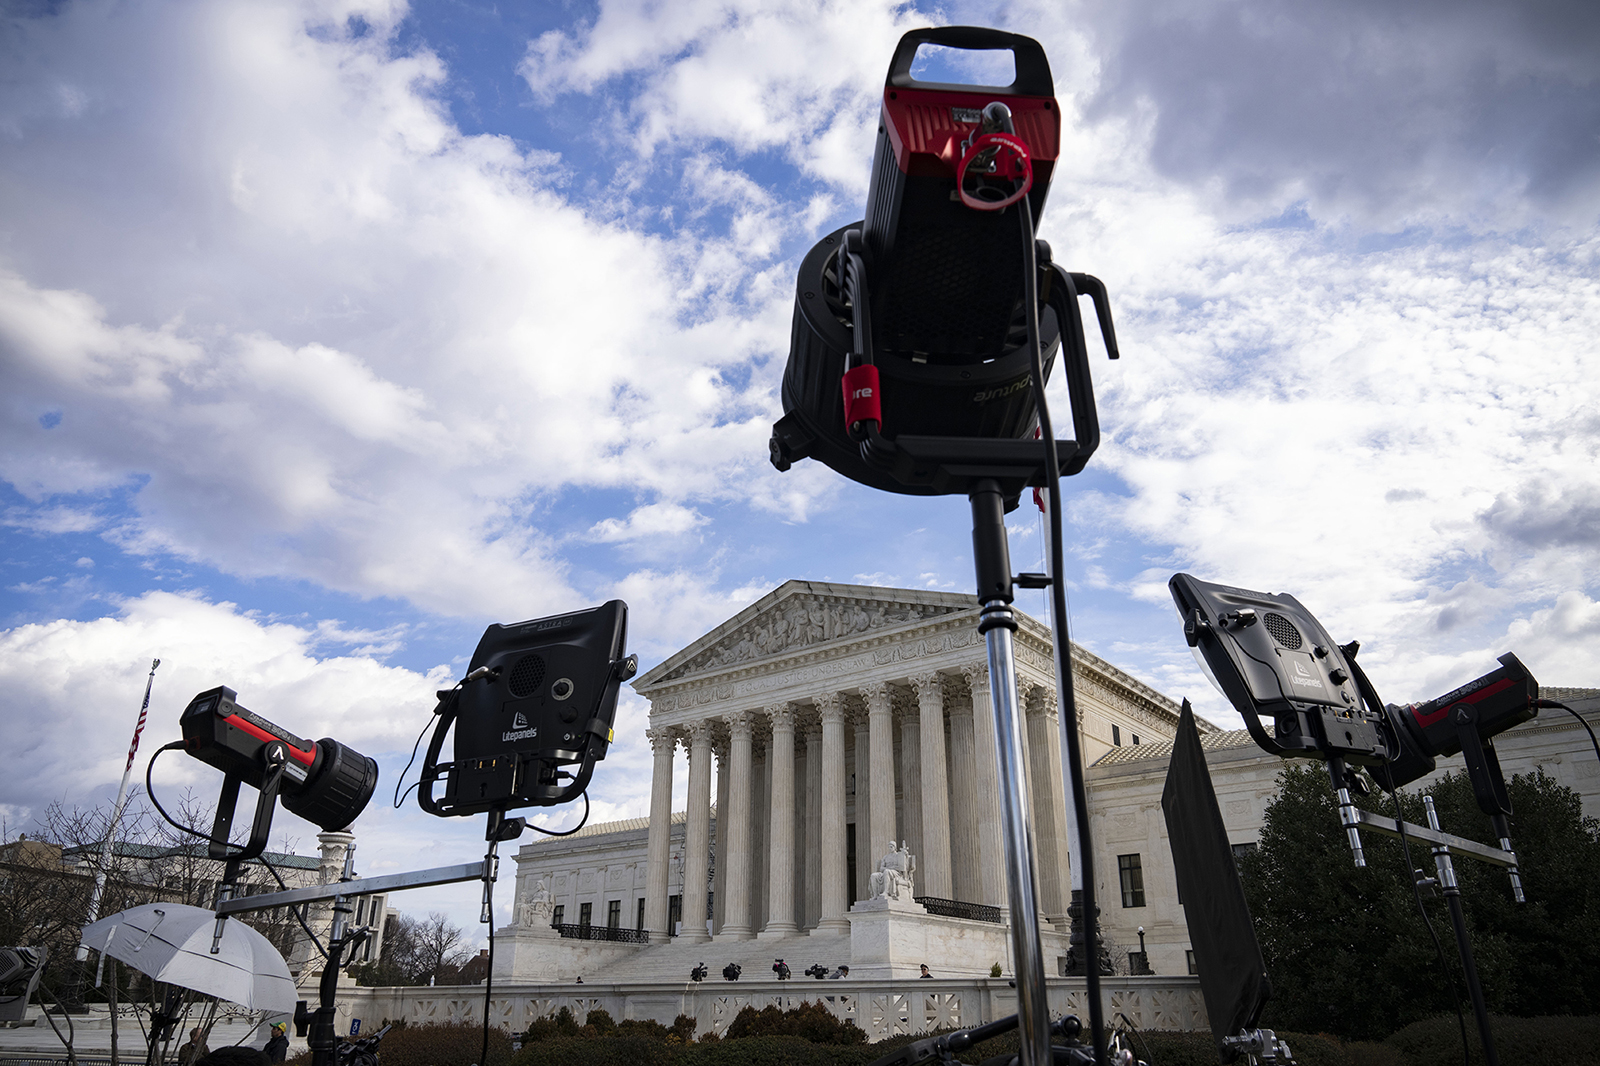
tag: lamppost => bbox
[1131,926,1153,975]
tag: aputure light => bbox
[181,687,378,832]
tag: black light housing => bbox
[1169,573,1539,795]
[181,686,378,833]
[768,27,1119,506]
[417,600,636,818]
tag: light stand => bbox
[1422,796,1499,1066]
[970,478,1051,1064]
[221,841,502,1066]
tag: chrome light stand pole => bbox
[971,478,1051,1066]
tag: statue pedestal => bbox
[490,922,558,981]
[845,895,933,980]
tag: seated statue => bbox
[517,877,555,927]
[868,840,916,901]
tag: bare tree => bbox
[412,911,472,985]
[0,790,310,994]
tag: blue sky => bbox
[3,0,1598,938]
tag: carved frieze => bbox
[658,596,966,681]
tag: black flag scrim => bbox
[1162,699,1271,1060]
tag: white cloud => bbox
[0,0,815,618]
[0,589,451,821]
[587,502,708,543]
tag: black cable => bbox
[525,793,590,837]
[258,853,331,961]
[1537,699,1600,763]
[147,743,331,962]
[393,709,439,809]
[1353,662,1470,1066]
[1019,192,1106,1065]
[145,743,249,857]
[1388,786,1471,1066]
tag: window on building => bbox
[553,905,564,926]
[1112,725,1122,746]
[1186,950,1198,975]
[1231,842,1258,865]
[668,894,682,937]
[607,900,621,928]
[1117,853,1146,908]
[579,902,592,927]
[1132,734,1140,745]
[636,898,646,931]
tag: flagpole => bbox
[78,658,161,961]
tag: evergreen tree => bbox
[1238,764,1600,1040]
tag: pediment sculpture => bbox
[667,599,962,678]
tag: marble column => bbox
[681,721,713,943]
[863,681,898,868]
[761,704,798,937]
[897,688,923,873]
[717,712,755,939]
[713,736,730,934]
[643,727,676,937]
[815,694,850,935]
[851,701,872,902]
[909,672,952,899]
[803,723,823,928]
[965,662,1007,907]
[946,683,981,902]
[751,736,768,933]
[1026,686,1070,920]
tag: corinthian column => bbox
[910,673,952,899]
[965,662,1006,908]
[896,687,923,873]
[643,726,676,938]
[851,701,872,901]
[863,681,897,867]
[716,712,755,939]
[803,723,823,928]
[713,736,729,934]
[946,683,980,902]
[814,694,850,935]
[1025,686,1069,920]
[761,704,798,937]
[681,721,713,943]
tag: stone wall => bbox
[333,975,1208,1040]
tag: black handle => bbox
[1046,267,1101,475]
[886,27,1054,97]
[1067,273,1119,360]
[415,690,459,816]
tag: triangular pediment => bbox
[633,580,975,689]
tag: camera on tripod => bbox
[417,600,637,818]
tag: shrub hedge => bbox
[504,1010,1600,1066]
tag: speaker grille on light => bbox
[1264,613,1303,650]
[508,655,547,698]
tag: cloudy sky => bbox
[3,0,1597,938]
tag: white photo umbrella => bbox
[81,903,297,1013]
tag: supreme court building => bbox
[491,579,1200,983]
[472,577,1597,1008]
